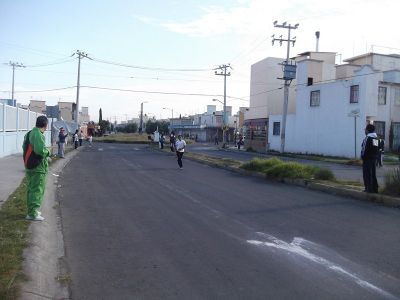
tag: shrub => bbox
[314,167,335,181]
[246,147,255,152]
[264,161,316,179]
[241,158,335,181]
[241,157,283,172]
[383,167,400,196]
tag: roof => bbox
[297,51,337,56]
[344,52,400,62]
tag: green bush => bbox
[314,167,335,180]
[264,162,316,179]
[241,157,283,172]
[383,167,400,196]
[241,157,335,181]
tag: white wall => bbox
[0,103,51,158]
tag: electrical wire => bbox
[91,57,213,72]
[25,58,76,68]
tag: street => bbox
[58,143,400,299]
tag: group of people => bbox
[57,128,93,158]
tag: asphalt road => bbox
[58,143,400,300]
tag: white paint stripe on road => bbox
[98,148,103,151]
[247,233,396,299]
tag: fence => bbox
[0,103,51,158]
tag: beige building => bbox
[244,57,296,151]
[80,106,90,124]
[58,101,76,122]
[29,100,46,114]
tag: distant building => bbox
[58,101,76,122]
[29,100,46,114]
[0,99,16,107]
[80,106,90,124]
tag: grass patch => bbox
[382,167,400,197]
[0,179,29,299]
[241,157,335,180]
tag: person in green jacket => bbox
[23,116,51,221]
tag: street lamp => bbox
[348,109,360,159]
[139,101,148,135]
[162,107,174,119]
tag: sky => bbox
[1,0,399,123]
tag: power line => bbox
[91,57,213,72]
[25,58,75,68]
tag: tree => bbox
[98,120,110,135]
[145,120,170,134]
[118,123,138,133]
[99,108,103,123]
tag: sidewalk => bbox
[187,143,398,186]
[0,154,25,208]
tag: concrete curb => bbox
[19,147,83,300]
[151,146,400,208]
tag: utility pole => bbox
[5,62,25,103]
[272,21,299,153]
[72,50,91,127]
[215,64,231,146]
[139,101,147,135]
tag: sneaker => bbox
[26,215,45,221]
[179,167,183,170]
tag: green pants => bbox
[26,172,47,217]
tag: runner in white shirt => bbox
[175,135,186,169]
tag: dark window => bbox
[273,122,280,136]
[310,90,320,106]
[374,121,385,138]
[307,77,313,86]
[378,86,387,105]
[350,85,359,103]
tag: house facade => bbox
[267,52,400,157]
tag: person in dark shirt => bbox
[58,127,67,158]
[361,124,379,193]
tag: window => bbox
[378,86,387,105]
[350,85,359,103]
[374,121,385,138]
[307,77,313,86]
[394,87,400,106]
[310,90,320,106]
[273,122,280,136]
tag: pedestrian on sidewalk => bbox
[78,130,85,147]
[214,135,219,145]
[361,124,379,193]
[159,133,164,149]
[170,131,176,152]
[73,130,79,149]
[175,134,186,169]
[88,134,93,146]
[22,116,51,221]
[238,134,244,150]
[57,127,67,158]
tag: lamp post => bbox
[139,101,148,135]
[162,107,174,119]
[348,109,360,159]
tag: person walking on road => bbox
[78,130,85,147]
[57,127,67,158]
[175,135,186,169]
[22,116,51,221]
[361,124,379,193]
[170,131,176,152]
[159,133,164,149]
[73,130,79,149]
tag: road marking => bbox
[247,233,396,299]
[98,148,103,151]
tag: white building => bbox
[267,52,400,158]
